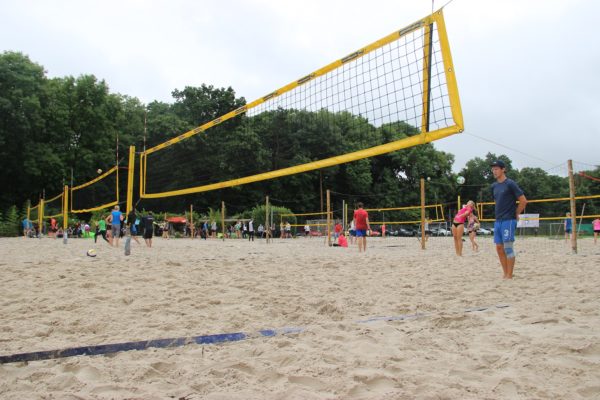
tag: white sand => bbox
[0,235,599,399]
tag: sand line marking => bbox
[0,305,509,364]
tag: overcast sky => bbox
[2,0,598,174]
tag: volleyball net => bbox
[70,166,119,214]
[139,8,463,200]
[366,204,445,226]
[477,194,600,223]
[28,202,40,227]
[43,192,64,219]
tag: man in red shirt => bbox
[353,202,371,252]
[334,222,342,240]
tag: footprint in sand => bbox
[288,375,326,389]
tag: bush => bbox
[0,205,20,237]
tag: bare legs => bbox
[469,231,479,251]
[357,236,367,252]
[451,224,465,256]
[495,243,515,279]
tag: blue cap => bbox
[490,160,506,168]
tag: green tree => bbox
[0,52,46,209]
[0,205,20,236]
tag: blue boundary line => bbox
[0,305,508,364]
[0,327,303,364]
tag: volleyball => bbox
[97,169,102,174]
[456,176,465,185]
[86,249,97,257]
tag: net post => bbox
[568,160,577,254]
[421,22,434,134]
[126,146,135,217]
[265,196,270,244]
[434,9,464,130]
[139,153,144,199]
[63,185,69,230]
[421,178,426,250]
[39,198,44,238]
[221,201,225,242]
[342,199,346,236]
[326,189,331,246]
[190,204,194,239]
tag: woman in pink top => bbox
[592,218,600,245]
[452,200,475,256]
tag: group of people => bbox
[350,160,528,279]
[95,206,155,248]
[21,160,600,275]
[449,160,527,279]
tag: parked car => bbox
[476,228,492,235]
[432,228,451,236]
[398,228,417,237]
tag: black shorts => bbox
[452,222,462,228]
[594,229,600,233]
[143,231,153,239]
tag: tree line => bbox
[0,51,598,235]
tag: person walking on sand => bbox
[95,216,110,245]
[452,201,475,256]
[491,160,527,279]
[142,211,155,247]
[248,219,255,241]
[467,208,480,251]
[353,202,371,253]
[564,212,573,243]
[593,218,600,245]
[127,208,141,245]
[107,205,122,247]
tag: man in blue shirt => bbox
[22,218,30,237]
[564,212,573,242]
[107,205,122,247]
[491,160,527,279]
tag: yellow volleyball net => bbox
[366,204,445,227]
[139,8,463,199]
[43,191,64,219]
[70,166,119,213]
[477,194,600,223]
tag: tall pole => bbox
[265,196,270,244]
[143,108,147,152]
[63,185,69,230]
[320,171,324,214]
[190,204,194,239]
[221,201,225,241]
[342,199,346,235]
[420,178,426,250]
[568,159,577,254]
[39,198,44,238]
[116,131,120,206]
[326,189,331,246]
[126,146,135,217]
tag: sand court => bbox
[0,236,599,399]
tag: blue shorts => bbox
[565,228,572,234]
[494,220,517,244]
[355,229,367,237]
